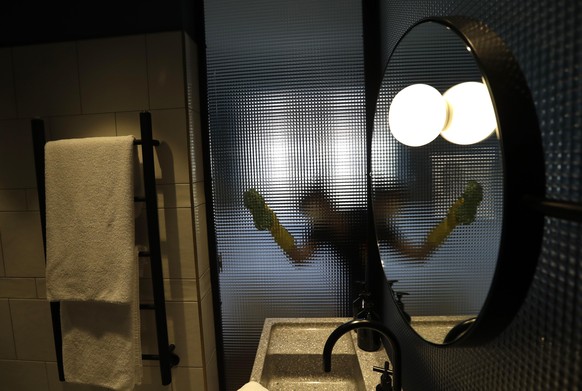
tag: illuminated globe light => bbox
[441,81,497,145]
[388,84,449,147]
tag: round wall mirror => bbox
[371,17,545,344]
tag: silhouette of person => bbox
[243,181,482,312]
[373,180,483,260]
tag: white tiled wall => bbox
[0,31,217,391]
[77,36,149,114]
[13,42,82,118]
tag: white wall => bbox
[0,31,217,391]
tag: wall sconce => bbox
[388,81,497,147]
[388,84,448,147]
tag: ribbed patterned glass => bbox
[204,1,365,389]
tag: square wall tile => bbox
[139,310,158,365]
[0,119,37,188]
[166,301,203,367]
[0,360,50,390]
[36,278,47,299]
[0,234,5,277]
[135,209,149,251]
[115,111,141,138]
[0,212,45,277]
[114,111,147,192]
[0,48,16,119]
[157,184,192,209]
[115,111,190,186]
[158,208,197,279]
[132,366,172,391]
[172,367,205,391]
[194,204,210,278]
[10,299,56,361]
[48,113,116,141]
[26,189,40,211]
[146,32,185,110]
[0,299,16,359]
[206,350,219,391]
[140,302,203,368]
[201,292,216,364]
[0,190,27,212]
[0,278,37,298]
[78,35,149,113]
[13,42,81,117]
[199,269,212,301]
[151,109,190,184]
[139,278,197,303]
[192,181,205,208]
[188,110,204,183]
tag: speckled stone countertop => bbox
[410,315,474,344]
[248,316,474,390]
[249,318,390,391]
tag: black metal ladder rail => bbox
[136,112,180,384]
[31,111,179,386]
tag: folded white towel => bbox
[44,136,141,390]
[45,136,136,303]
[238,381,269,391]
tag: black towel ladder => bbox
[31,111,180,386]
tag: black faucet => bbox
[322,319,401,391]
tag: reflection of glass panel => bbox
[205,0,365,388]
[372,22,503,321]
[377,142,503,315]
[432,145,502,220]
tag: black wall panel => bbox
[375,1,581,390]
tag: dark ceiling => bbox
[0,0,197,47]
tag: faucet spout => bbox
[323,319,401,391]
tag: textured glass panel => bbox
[204,0,365,389]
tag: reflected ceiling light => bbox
[441,81,497,145]
[388,84,448,147]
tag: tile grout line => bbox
[0,230,5,276]
[6,299,19,360]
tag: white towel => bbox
[45,136,142,390]
[238,381,269,391]
[45,136,136,303]
[60,299,141,391]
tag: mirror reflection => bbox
[371,21,503,344]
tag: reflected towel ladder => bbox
[31,111,179,386]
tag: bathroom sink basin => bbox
[250,318,388,391]
[262,352,364,390]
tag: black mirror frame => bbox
[369,16,546,346]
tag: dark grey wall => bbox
[373,1,581,390]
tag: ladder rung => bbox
[133,139,160,146]
[142,354,160,361]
